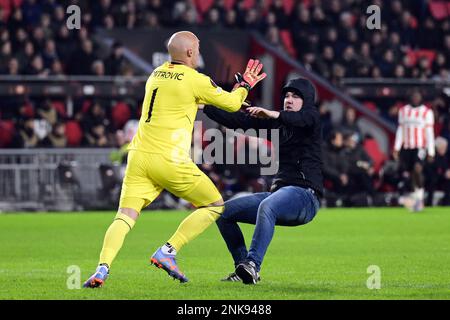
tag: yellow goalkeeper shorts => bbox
[119,150,222,213]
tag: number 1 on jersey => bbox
[145,88,158,123]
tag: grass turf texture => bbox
[0,207,449,300]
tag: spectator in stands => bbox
[243,8,260,30]
[42,39,58,69]
[15,40,35,69]
[291,4,313,54]
[0,41,12,71]
[330,63,346,85]
[394,65,406,79]
[124,4,138,29]
[370,32,384,62]
[387,32,402,57]
[0,8,5,29]
[8,8,25,34]
[233,0,247,27]
[370,66,382,79]
[269,0,289,29]
[6,58,20,75]
[55,25,73,65]
[39,121,66,148]
[418,17,440,50]
[144,11,161,28]
[384,103,400,124]
[301,51,318,72]
[69,39,97,75]
[432,53,448,79]
[319,102,333,139]
[92,0,113,27]
[49,59,64,76]
[338,11,354,39]
[356,42,374,77]
[401,54,415,78]
[417,56,432,79]
[11,117,39,148]
[317,45,334,79]
[31,26,46,52]
[177,5,198,28]
[311,6,330,33]
[259,10,277,34]
[444,35,450,59]
[322,130,349,195]
[323,27,344,56]
[82,121,111,148]
[339,108,362,141]
[147,0,172,27]
[13,27,26,49]
[339,46,357,77]
[425,137,450,206]
[265,26,284,52]
[81,100,111,134]
[92,60,105,76]
[343,132,375,197]
[37,99,58,126]
[433,96,450,137]
[0,28,8,44]
[103,14,115,30]
[203,8,223,30]
[81,11,93,31]
[51,6,66,31]
[345,28,359,48]
[326,0,342,26]
[224,9,238,29]
[398,11,416,47]
[21,0,42,27]
[379,49,396,77]
[386,0,403,30]
[25,54,48,76]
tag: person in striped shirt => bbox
[393,90,435,212]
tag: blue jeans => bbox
[216,186,320,271]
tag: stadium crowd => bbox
[1,0,449,79]
[0,0,449,205]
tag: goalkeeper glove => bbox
[234,59,267,91]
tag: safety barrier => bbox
[0,149,117,212]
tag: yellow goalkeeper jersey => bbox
[128,61,248,160]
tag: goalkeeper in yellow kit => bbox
[83,31,266,287]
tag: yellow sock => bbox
[168,206,224,251]
[98,212,136,267]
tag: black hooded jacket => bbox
[204,78,324,197]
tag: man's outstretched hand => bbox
[246,106,279,119]
[235,59,267,91]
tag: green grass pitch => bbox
[0,207,449,300]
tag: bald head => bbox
[167,31,200,69]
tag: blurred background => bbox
[0,0,449,211]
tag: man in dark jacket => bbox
[322,130,349,194]
[203,77,323,284]
[342,132,375,205]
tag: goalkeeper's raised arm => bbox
[195,59,267,112]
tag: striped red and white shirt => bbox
[394,104,435,157]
